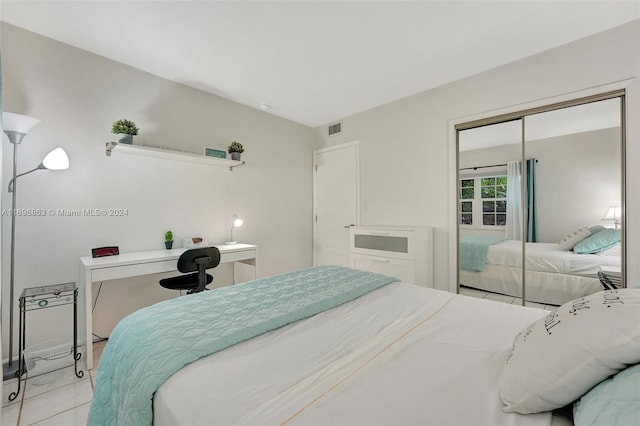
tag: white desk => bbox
[79,243,257,369]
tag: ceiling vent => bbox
[328,122,342,136]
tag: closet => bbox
[456,91,625,306]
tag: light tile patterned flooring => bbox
[2,289,555,425]
[1,341,106,426]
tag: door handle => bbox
[344,224,356,228]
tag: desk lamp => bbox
[2,112,70,380]
[225,214,243,245]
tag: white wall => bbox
[0,23,314,357]
[313,20,640,291]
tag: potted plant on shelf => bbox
[228,141,244,161]
[111,119,139,144]
[164,231,174,249]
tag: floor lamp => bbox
[2,112,70,380]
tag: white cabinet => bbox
[349,226,433,288]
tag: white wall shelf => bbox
[105,142,245,170]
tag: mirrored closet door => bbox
[458,119,524,302]
[456,92,625,307]
[522,98,623,307]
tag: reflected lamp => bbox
[602,206,621,229]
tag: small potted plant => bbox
[111,119,139,144]
[164,230,174,249]
[228,141,244,161]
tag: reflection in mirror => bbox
[457,96,624,310]
[523,98,623,308]
[458,119,524,304]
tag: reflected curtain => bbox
[526,158,538,242]
[506,160,522,240]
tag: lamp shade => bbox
[2,112,41,134]
[42,147,70,170]
[602,206,621,221]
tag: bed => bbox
[87,265,639,426]
[154,280,548,426]
[459,238,621,305]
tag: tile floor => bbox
[1,341,106,426]
[2,290,555,425]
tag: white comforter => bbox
[154,283,551,426]
[487,240,620,275]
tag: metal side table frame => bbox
[8,282,84,401]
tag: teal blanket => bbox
[459,236,505,272]
[87,266,397,425]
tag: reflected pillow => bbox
[573,363,640,426]
[588,225,605,235]
[573,229,621,254]
[558,227,591,251]
[499,289,640,414]
[597,242,621,257]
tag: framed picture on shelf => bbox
[203,147,227,158]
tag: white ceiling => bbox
[1,1,638,127]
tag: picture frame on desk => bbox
[204,147,227,159]
[183,237,210,249]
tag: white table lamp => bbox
[225,214,244,245]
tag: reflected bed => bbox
[460,239,619,305]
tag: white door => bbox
[313,141,359,266]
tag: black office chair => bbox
[159,247,221,294]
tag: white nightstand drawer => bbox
[351,254,414,284]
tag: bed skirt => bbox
[460,264,602,305]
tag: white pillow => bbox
[558,227,591,250]
[499,289,640,414]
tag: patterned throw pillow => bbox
[499,289,640,414]
[558,227,591,250]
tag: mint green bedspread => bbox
[459,235,505,272]
[87,265,397,425]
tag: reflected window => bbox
[459,179,474,225]
[459,175,507,227]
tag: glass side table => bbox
[8,282,84,401]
